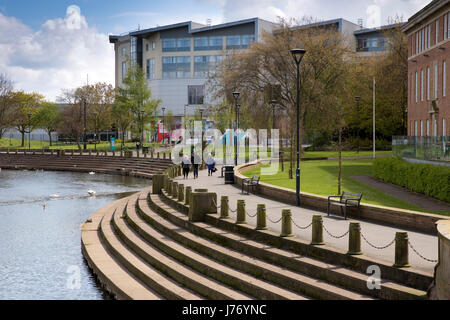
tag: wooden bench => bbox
[242,175,260,195]
[327,192,362,220]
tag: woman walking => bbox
[206,153,216,176]
[182,155,191,179]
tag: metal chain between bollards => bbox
[212,198,220,209]
[267,215,283,224]
[245,209,257,218]
[322,223,349,239]
[408,240,438,263]
[361,232,395,250]
[292,219,313,230]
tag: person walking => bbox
[192,152,201,179]
[206,153,216,176]
[182,155,191,179]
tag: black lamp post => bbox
[184,104,188,132]
[355,96,361,154]
[27,113,31,150]
[290,48,306,207]
[162,107,166,144]
[232,92,240,166]
[83,98,87,151]
[270,100,277,153]
[199,108,204,156]
[93,112,98,151]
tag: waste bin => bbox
[224,166,235,184]
[142,146,149,154]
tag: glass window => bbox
[177,38,191,51]
[436,19,439,44]
[188,85,204,105]
[146,43,149,52]
[444,61,447,97]
[122,47,126,56]
[427,67,430,100]
[146,58,155,80]
[162,56,190,79]
[194,37,209,50]
[226,35,241,49]
[435,63,439,99]
[209,36,223,50]
[152,41,155,50]
[241,35,255,48]
[162,39,177,52]
[122,61,127,81]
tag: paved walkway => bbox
[174,169,439,273]
[352,176,450,211]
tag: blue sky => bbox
[0,0,431,100]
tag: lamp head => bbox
[355,96,361,102]
[290,48,306,65]
[232,92,240,101]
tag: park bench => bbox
[327,192,362,220]
[242,175,260,195]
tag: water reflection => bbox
[0,169,151,300]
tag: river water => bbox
[0,169,151,300]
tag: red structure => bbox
[403,0,450,137]
[157,123,169,143]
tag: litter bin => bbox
[224,166,235,184]
[142,146,149,154]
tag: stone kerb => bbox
[234,162,448,235]
[429,220,450,300]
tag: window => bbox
[436,19,439,44]
[427,119,430,136]
[122,61,127,81]
[162,39,177,52]
[427,67,430,100]
[241,35,255,48]
[428,25,431,48]
[177,38,191,51]
[414,120,418,136]
[447,13,450,39]
[194,55,223,78]
[421,69,424,101]
[188,85,204,105]
[415,71,418,103]
[122,47,126,56]
[208,36,223,50]
[443,118,447,136]
[420,120,423,137]
[434,119,438,136]
[226,35,241,49]
[435,63,439,99]
[444,61,447,97]
[445,14,448,39]
[146,58,155,80]
[194,36,223,51]
[416,32,419,54]
[194,37,209,50]
[162,56,190,79]
[152,41,155,50]
[146,43,149,52]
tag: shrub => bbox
[373,157,450,202]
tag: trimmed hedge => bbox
[373,157,450,203]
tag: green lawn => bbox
[243,159,450,216]
[302,150,392,158]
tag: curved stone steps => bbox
[154,190,428,300]
[122,192,310,300]
[99,199,204,300]
[81,199,163,300]
[112,195,252,300]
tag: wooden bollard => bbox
[151,151,154,158]
[70,150,73,156]
[236,200,246,224]
[120,150,123,157]
[113,150,115,157]
[157,152,160,159]
[280,209,293,237]
[89,150,91,156]
[178,184,184,202]
[167,180,173,196]
[394,232,411,268]
[220,196,229,219]
[172,182,178,199]
[185,186,192,206]
[256,204,268,230]
[311,215,325,245]
[144,152,147,158]
[96,150,99,156]
[347,223,363,255]
[163,152,166,160]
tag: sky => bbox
[0,0,432,101]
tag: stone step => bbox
[81,199,163,300]
[111,194,252,300]
[153,191,428,300]
[99,198,204,300]
[124,192,310,300]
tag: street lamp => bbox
[270,100,277,151]
[290,48,306,207]
[83,98,87,151]
[27,113,31,150]
[232,92,240,166]
[199,108,204,156]
[93,112,98,151]
[162,107,166,144]
[140,110,145,145]
[355,96,361,154]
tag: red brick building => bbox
[403,0,450,137]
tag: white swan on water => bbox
[88,189,96,196]
[89,172,95,175]
[50,193,60,198]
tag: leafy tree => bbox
[34,102,61,146]
[0,74,14,139]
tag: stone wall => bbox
[429,220,450,300]
[235,161,449,235]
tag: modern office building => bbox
[109,18,277,121]
[110,17,400,131]
[403,0,450,137]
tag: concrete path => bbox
[174,169,439,274]
[352,176,450,212]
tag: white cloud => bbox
[0,5,114,101]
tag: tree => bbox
[10,91,44,147]
[34,102,61,146]
[0,74,14,139]
[88,82,115,142]
[57,88,85,150]
[114,61,161,145]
